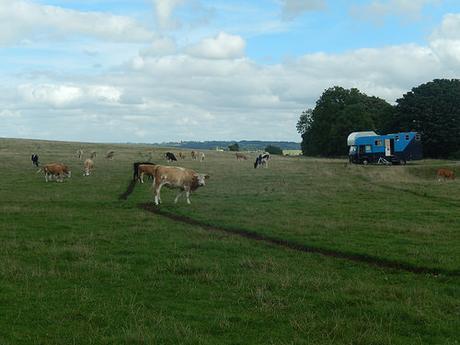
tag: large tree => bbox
[393,79,460,158]
[299,86,394,156]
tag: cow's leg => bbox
[185,188,191,204]
[174,190,185,204]
[45,172,48,182]
[140,172,144,184]
[154,183,163,205]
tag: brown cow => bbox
[76,148,84,160]
[153,166,209,205]
[83,158,94,176]
[40,163,71,182]
[235,152,247,160]
[437,168,455,181]
[178,152,185,160]
[191,151,197,160]
[138,164,157,183]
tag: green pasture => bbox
[0,138,459,345]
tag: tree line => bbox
[297,79,460,158]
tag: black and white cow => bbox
[254,153,270,168]
[31,154,39,167]
[165,152,177,162]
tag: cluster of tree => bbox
[264,145,283,155]
[228,143,240,151]
[297,79,460,158]
[155,140,300,151]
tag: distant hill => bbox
[154,140,300,151]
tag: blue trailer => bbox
[347,131,423,165]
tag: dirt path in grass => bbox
[139,203,459,277]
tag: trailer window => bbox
[405,134,410,140]
[375,140,383,146]
[415,133,421,141]
[365,145,372,153]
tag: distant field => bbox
[282,149,302,156]
[1,138,459,345]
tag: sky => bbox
[1,0,460,143]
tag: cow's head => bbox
[196,173,210,186]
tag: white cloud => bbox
[140,36,177,57]
[3,6,460,143]
[87,86,122,103]
[0,109,21,118]
[351,0,440,24]
[185,32,245,59]
[152,0,187,30]
[0,0,153,44]
[19,84,83,107]
[429,14,460,68]
[431,13,460,40]
[280,0,326,20]
[18,84,122,107]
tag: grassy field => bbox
[1,138,459,345]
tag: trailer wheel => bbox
[362,159,368,165]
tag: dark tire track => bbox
[139,203,460,277]
[356,174,460,207]
[381,184,460,207]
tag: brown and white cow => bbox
[137,164,157,183]
[106,150,115,160]
[40,163,71,182]
[83,158,94,176]
[178,152,185,160]
[153,166,209,205]
[199,152,205,162]
[437,168,455,181]
[235,152,247,160]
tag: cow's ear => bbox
[204,174,210,179]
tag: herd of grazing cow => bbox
[164,151,207,162]
[30,150,456,205]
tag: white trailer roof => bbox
[347,131,378,146]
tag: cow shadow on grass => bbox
[118,180,137,200]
